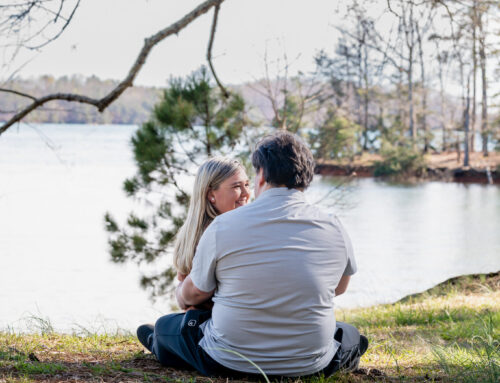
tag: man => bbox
[137,131,368,377]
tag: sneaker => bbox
[137,324,154,352]
[339,335,369,373]
[359,335,369,356]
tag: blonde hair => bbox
[173,157,244,275]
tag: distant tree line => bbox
[0,75,161,125]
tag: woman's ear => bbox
[207,190,215,204]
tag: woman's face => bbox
[208,168,250,214]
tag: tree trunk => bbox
[478,12,488,156]
[406,3,416,144]
[362,33,369,151]
[463,74,470,167]
[437,49,447,152]
[417,24,428,153]
[357,20,363,129]
[471,0,478,152]
[408,53,415,142]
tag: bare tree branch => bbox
[338,26,406,72]
[206,1,230,99]
[0,0,80,60]
[386,0,400,17]
[54,0,65,23]
[0,0,226,135]
[27,0,81,50]
[262,46,281,124]
[0,87,37,100]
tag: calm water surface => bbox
[1,124,499,331]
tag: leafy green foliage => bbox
[311,111,361,161]
[372,117,427,177]
[104,67,248,299]
[271,94,304,133]
[374,143,427,177]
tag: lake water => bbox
[1,124,499,332]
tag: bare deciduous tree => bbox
[248,45,324,133]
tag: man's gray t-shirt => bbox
[190,187,356,376]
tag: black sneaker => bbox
[137,324,154,352]
[359,335,369,356]
[339,335,369,373]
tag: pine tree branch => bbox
[0,0,226,135]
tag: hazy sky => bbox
[3,0,360,86]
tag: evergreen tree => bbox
[271,94,302,133]
[104,67,247,299]
[311,109,361,161]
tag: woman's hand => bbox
[177,272,187,282]
[176,274,215,311]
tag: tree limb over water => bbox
[207,2,230,99]
[0,0,226,136]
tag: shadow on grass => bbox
[1,350,484,383]
[1,350,205,383]
[0,348,441,383]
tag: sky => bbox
[2,0,356,87]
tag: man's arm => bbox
[335,275,350,296]
[176,275,214,310]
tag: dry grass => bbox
[1,273,498,383]
[319,152,500,171]
[426,151,500,170]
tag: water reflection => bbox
[308,177,500,308]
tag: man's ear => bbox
[254,168,268,198]
[257,168,266,187]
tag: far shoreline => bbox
[315,152,500,185]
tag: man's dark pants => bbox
[148,309,367,378]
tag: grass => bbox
[0,273,498,383]
[338,273,499,382]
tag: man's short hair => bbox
[251,131,315,189]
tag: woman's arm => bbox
[176,275,214,310]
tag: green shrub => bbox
[374,144,427,177]
[312,112,361,161]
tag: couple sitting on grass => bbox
[137,131,368,378]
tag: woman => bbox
[174,157,250,282]
[136,157,250,368]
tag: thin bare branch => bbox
[0,87,37,100]
[386,0,400,17]
[54,0,65,23]
[339,26,406,72]
[1,55,38,86]
[26,0,81,50]
[206,1,230,99]
[263,46,281,123]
